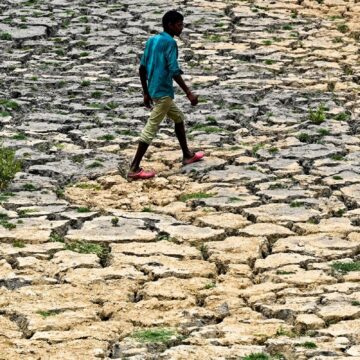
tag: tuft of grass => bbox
[317,128,330,137]
[85,161,103,169]
[332,175,343,180]
[13,240,25,248]
[65,241,106,258]
[75,182,101,190]
[0,146,22,191]
[276,270,296,275]
[282,24,293,30]
[80,80,91,87]
[331,261,360,274]
[0,32,12,41]
[262,40,272,46]
[111,217,119,227]
[334,112,350,121]
[0,99,20,111]
[11,133,27,140]
[309,104,326,124]
[252,143,264,156]
[265,59,276,65]
[190,124,223,134]
[50,233,64,243]
[131,328,177,344]
[330,154,344,161]
[242,353,270,360]
[275,326,297,338]
[295,341,317,349]
[351,301,360,306]
[22,183,37,191]
[77,207,90,213]
[37,310,59,318]
[116,129,139,137]
[142,207,153,213]
[179,193,213,202]
[206,116,218,125]
[337,23,349,33]
[204,282,216,289]
[91,91,102,99]
[0,219,16,230]
[97,134,115,141]
[290,201,303,208]
[269,146,279,154]
[200,243,209,260]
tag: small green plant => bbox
[91,91,102,99]
[79,51,89,57]
[190,124,223,134]
[86,161,103,169]
[264,59,275,65]
[116,129,139,137]
[296,341,317,349]
[282,24,293,30]
[142,207,153,212]
[50,233,64,242]
[0,219,16,230]
[245,166,257,171]
[37,310,59,318]
[0,99,20,111]
[179,193,213,202]
[156,233,170,241]
[77,207,90,213]
[291,10,298,18]
[309,104,326,124]
[79,16,89,23]
[317,128,330,136]
[13,240,25,248]
[80,80,91,87]
[332,175,343,180]
[330,154,344,161]
[290,201,303,208]
[65,241,106,258]
[0,32,12,41]
[242,353,270,360]
[97,134,115,141]
[71,154,85,163]
[200,243,209,260]
[111,217,119,226]
[204,282,216,289]
[0,111,10,117]
[275,326,297,338]
[75,182,101,190]
[132,328,177,344]
[334,112,350,121]
[331,261,360,274]
[22,183,37,192]
[269,146,279,154]
[11,133,27,140]
[252,143,264,156]
[206,116,218,125]
[337,23,349,33]
[0,146,22,190]
[262,40,272,46]
[351,301,360,306]
[228,197,243,203]
[276,270,296,275]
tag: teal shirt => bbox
[140,32,183,99]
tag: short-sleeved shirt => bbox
[140,31,183,99]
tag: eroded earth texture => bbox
[0,0,360,359]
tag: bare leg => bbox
[175,122,193,160]
[129,141,149,173]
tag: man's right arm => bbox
[139,65,152,108]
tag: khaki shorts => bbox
[139,96,185,144]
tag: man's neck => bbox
[164,30,174,37]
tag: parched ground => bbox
[0,0,360,359]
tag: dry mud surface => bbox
[0,0,360,359]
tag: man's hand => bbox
[143,94,153,109]
[187,92,198,106]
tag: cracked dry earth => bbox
[0,0,360,359]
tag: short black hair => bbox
[162,10,183,31]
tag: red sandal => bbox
[183,151,205,165]
[127,168,156,180]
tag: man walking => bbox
[127,10,204,180]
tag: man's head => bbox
[162,10,184,36]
